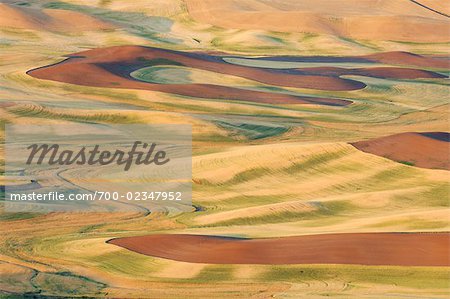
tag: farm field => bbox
[0,0,449,298]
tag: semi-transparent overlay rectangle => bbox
[5,124,192,213]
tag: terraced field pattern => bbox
[0,0,449,298]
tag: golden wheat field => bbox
[0,0,449,298]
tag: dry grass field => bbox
[0,0,449,298]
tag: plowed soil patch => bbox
[107,232,450,266]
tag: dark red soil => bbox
[28,47,447,106]
[351,132,450,170]
[297,66,445,79]
[27,46,354,106]
[363,51,450,69]
[107,232,450,266]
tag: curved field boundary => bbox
[107,232,450,266]
[27,46,446,107]
[26,46,358,106]
[225,51,449,69]
[293,66,444,79]
[351,132,450,170]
